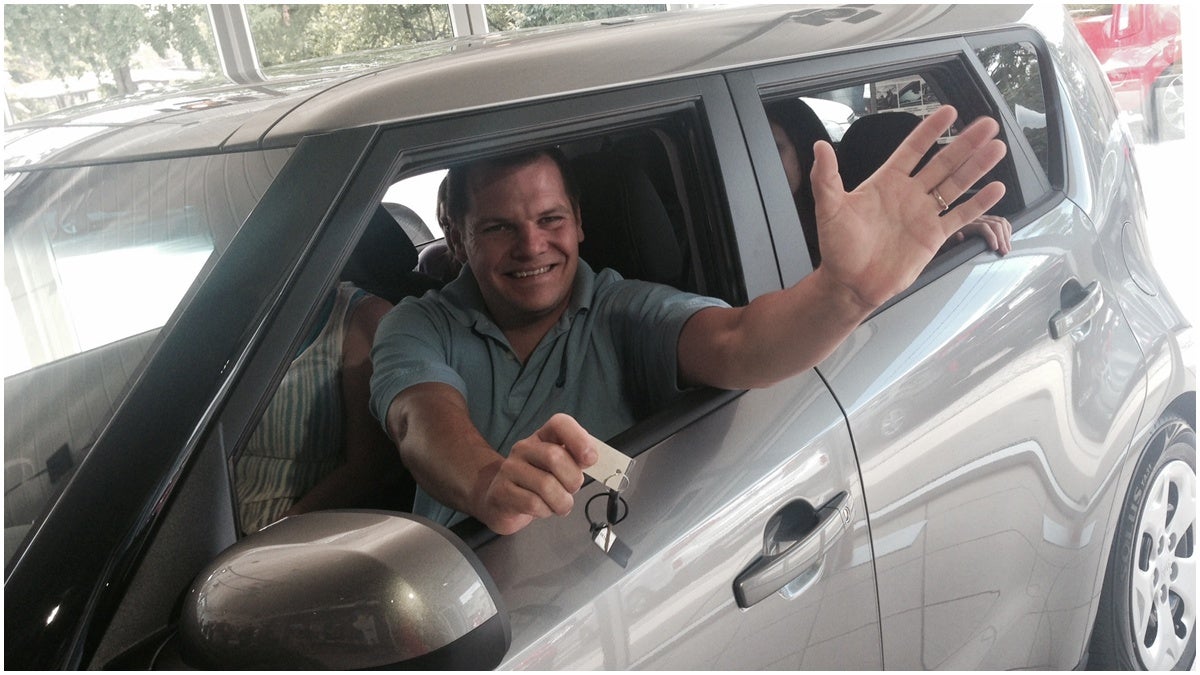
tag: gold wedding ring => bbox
[930,187,949,212]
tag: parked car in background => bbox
[4,4,1195,670]
[1074,4,1185,141]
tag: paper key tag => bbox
[592,525,633,568]
[583,436,635,492]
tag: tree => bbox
[244,4,452,68]
[4,5,219,97]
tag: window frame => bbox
[206,75,774,548]
[731,35,1065,305]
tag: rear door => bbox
[736,34,1146,669]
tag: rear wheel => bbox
[1090,414,1196,670]
[1151,68,1185,142]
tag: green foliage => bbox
[244,4,452,68]
[145,4,218,72]
[486,4,666,31]
[4,4,219,94]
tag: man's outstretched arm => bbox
[679,106,1007,390]
[385,382,597,535]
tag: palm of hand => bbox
[808,106,1007,309]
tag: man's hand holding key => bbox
[477,413,632,535]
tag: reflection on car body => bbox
[3,3,1194,671]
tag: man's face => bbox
[453,155,584,331]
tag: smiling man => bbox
[370,106,1006,534]
[370,148,729,532]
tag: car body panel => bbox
[479,377,880,669]
[818,198,1146,668]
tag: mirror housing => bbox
[179,510,509,669]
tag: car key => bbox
[585,440,634,568]
[590,488,633,568]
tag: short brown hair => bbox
[443,147,580,233]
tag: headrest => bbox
[571,152,683,286]
[341,205,441,302]
[765,97,833,152]
[837,111,933,191]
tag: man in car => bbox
[370,105,1006,535]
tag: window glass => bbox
[384,169,449,243]
[3,148,290,554]
[764,71,957,264]
[246,5,453,71]
[975,42,1051,178]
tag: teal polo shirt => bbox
[369,261,728,525]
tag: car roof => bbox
[4,4,1042,171]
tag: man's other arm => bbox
[679,106,1007,390]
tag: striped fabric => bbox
[234,283,364,533]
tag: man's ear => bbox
[445,224,468,264]
[574,205,584,242]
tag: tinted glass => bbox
[975,41,1051,178]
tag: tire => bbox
[1151,68,1185,143]
[1090,414,1196,670]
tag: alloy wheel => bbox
[1130,458,1196,669]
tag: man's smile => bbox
[509,265,554,279]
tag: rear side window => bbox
[3,149,290,554]
[974,42,1052,180]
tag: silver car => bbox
[4,4,1194,670]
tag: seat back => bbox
[836,111,934,191]
[570,152,684,286]
[341,204,441,304]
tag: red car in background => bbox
[1075,4,1184,141]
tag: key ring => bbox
[602,469,631,493]
[585,491,627,530]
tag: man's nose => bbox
[512,222,548,256]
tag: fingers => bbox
[916,111,1006,213]
[809,139,845,217]
[882,105,960,176]
[537,412,597,467]
[941,181,1007,235]
[483,414,597,533]
[960,215,1013,255]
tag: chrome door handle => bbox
[733,492,850,609]
[1049,280,1103,339]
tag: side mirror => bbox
[179,510,509,669]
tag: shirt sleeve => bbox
[369,298,468,427]
[601,276,730,407]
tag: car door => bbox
[736,35,1147,669]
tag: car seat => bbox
[570,152,685,287]
[836,111,936,191]
[340,204,441,304]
